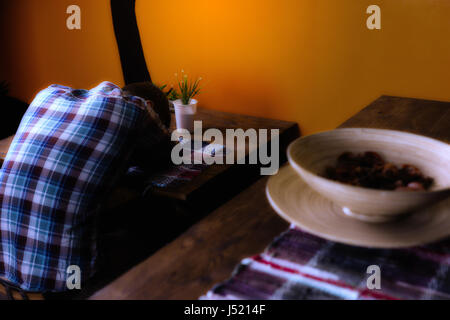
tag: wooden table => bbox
[153,107,300,202]
[0,107,300,299]
[90,96,450,300]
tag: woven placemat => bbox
[202,225,450,300]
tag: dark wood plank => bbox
[90,177,288,300]
[340,96,450,142]
[90,95,450,300]
[159,107,300,201]
[0,135,14,167]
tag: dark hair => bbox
[122,82,171,128]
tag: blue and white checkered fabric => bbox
[0,82,150,292]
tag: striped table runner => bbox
[202,225,450,300]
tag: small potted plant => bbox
[172,71,202,132]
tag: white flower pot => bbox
[173,99,197,132]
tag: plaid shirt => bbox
[0,82,154,292]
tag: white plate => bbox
[266,165,450,248]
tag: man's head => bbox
[122,82,171,128]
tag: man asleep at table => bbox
[0,81,171,299]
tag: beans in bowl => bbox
[324,151,434,191]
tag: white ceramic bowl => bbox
[287,128,450,223]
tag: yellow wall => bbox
[1,0,450,134]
